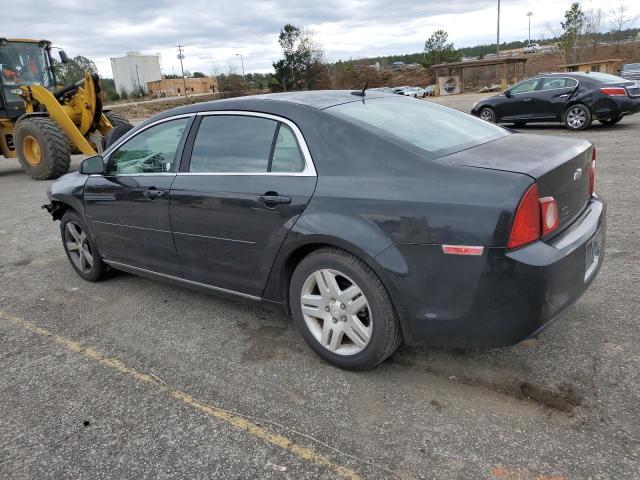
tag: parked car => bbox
[392,86,410,95]
[620,63,640,81]
[403,87,425,98]
[45,91,605,370]
[471,72,640,130]
[424,85,436,96]
[523,43,542,54]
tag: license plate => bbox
[585,230,603,281]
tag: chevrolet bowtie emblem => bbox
[574,168,583,181]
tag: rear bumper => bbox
[377,197,606,347]
[591,96,640,119]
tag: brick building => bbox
[147,77,218,97]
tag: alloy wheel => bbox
[300,269,372,356]
[64,221,94,273]
[480,109,495,122]
[567,107,587,129]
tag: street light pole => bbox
[496,0,501,56]
[176,44,188,98]
[527,12,533,46]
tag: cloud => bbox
[3,0,637,77]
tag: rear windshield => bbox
[584,72,628,83]
[326,97,508,159]
[623,63,640,71]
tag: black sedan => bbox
[45,91,605,370]
[471,72,640,130]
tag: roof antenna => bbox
[351,81,368,96]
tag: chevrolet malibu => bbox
[44,91,605,370]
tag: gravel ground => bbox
[0,94,638,479]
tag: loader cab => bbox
[0,39,56,119]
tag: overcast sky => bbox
[4,0,639,77]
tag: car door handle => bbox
[524,98,532,102]
[143,188,165,199]
[258,194,292,207]
[559,94,570,98]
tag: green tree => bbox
[192,71,206,78]
[272,24,326,91]
[52,55,98,85]
[423,30,460,67]
[561,2,586,62]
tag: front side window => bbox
[510,78,539,94]
[107,118,188,174]
[327,97,508,159]
[188,115,306,174]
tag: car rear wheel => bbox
[564,104,592,131]
[599,116,623,126]
[290,248,402,370]
[60,210,107,282]
[479,107,496,123]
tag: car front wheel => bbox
[564,104,592,131]
[60,210,107,282]
[479,107,496,123]
[290,248,402,370]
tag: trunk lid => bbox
[441,133,593,233]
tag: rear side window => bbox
[270,124,305,173]
[327,97,507,159]
[540,77,576,90]
[189,116,277,173]
[188,116,306,173]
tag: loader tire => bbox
[15,117,71,180]
[104,112,134,149]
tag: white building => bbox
[110,51,162,95]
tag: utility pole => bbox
[236,53,245,89]
[176,44,188,98]
[496,0,501,56]
[527,12,533,46]
[135,64,141,96]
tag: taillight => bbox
[539,197,559,236]
[600,87,627,96]
[508,184,540,249]
[589,148,596,196]
[508,184,563,249]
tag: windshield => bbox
[0,41,54,106]
[623,63,640,71]
[327,97,508,159]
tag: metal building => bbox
[110,51,162,95]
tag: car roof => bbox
[178,90,393,112]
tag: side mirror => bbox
[59,50,70,64]
[80,155,104,175]
[504,90,512,98]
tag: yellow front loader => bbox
[0,38,132,179]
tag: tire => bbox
[599,115,623,126]
[60,210,107,282]
[104,112,134,149]
[290,247,402,370]
[564,104,592,131]
[479,107,496,123]
[15,117,71,180]
[513,121,527,127]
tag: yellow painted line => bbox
[0,310,360,480]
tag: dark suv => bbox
[471,72,640,130]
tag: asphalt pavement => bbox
[0,94,638,479]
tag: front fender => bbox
[44,171,87,220]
